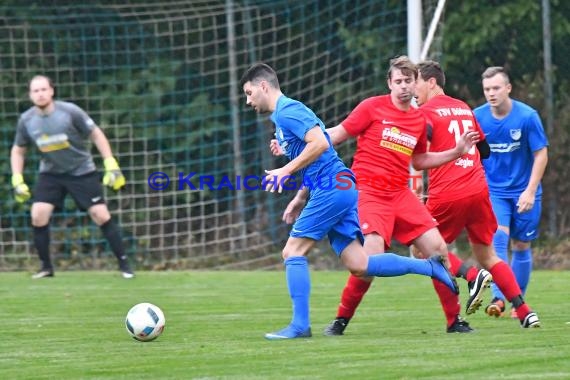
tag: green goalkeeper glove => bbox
[102,157,126,191]
[11,173,31,203]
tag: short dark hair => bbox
[387,55,417,81]
[481,66,510,84]
[417,60,446,88]
[239,62,280,89]
[29,75,54,90]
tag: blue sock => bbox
[511,248,532,295]
[284,256,310,332]
[491,230,509,300]
[366,253,431,277]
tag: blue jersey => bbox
[474,100,548,198]
[271,95,362,254]
[271,95,348,189]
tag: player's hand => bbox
[410,171,424,200]
[103,157,126,191]
[456,131,480,156]
[282,197,305,224]
[11,173,31,203]
[263,167,291,193]
[269,139,284,156]
[517,189,536,213]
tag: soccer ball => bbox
[125,303,166,341]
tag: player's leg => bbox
[324,233,383,336]
[325,238,459,336]
[30,174,64,278]
[89,203,134,278]
[412,228,471,332]
[442,192,496,316]
[324,187,458,336]
[392,190,469,288]
[399,193,469,332]
[325,231,456,335]
[510,199,541,296]
[264,236,316,340]
[339,240,458,292]
[472,243,540,328]
[67,172,134,278]
[510,240,532,295]
[30,202,56,278]
[324,189,392,336]
[487,196,514,316]
[425,196,488,281]
[266,181,351,340]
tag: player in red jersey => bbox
[314,56,486,335]
[414,60,540,328]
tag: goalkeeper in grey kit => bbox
[10,75,135,279]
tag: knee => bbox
[341,253,368,277]
[480,254,500,269]
[31,216,48,227]
[511,240,531,251]
[282,246,302,260]
[31,212,50,227]
[348,267,367,278]
[437,240,448,255]
[494,229,510,242]
[410,244,428,259]
[426,239,448,256]
[281,247,290,260]
[89,205,111,226]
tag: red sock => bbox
[515,303,531,319]
[336,274,372,319]
[489,261,531,319]
[432,278,460,327]
[447,251,478,282]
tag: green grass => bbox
[1,270,569,379]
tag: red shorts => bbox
[358,188,437,248]
[426,190,497,245]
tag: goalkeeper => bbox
[10,75,134,279]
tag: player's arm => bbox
[90,127,126,190]
[10,144,31,203]
[473,118,490,159]
[283,126,329,173]
[10,144,27,175]
[477,139,490,159]
[517,111,550,212]
[325,123,352,146]
[527,147,548,192]
[517,147,548,213]
[412,131,480,170]
[264,126,329,193]
[90,126,114,159]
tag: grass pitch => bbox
[1,270,569,379]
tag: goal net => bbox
[0,0,414,270]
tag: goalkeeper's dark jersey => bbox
[14,100,97,175]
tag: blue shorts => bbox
[291,176,363,255]
[490,195,542,241]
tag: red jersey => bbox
[420,94,488,201]
[342,95,428,191]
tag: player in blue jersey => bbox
[240,62,480,340]
[473,67,549,318]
